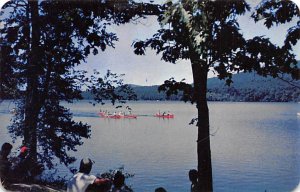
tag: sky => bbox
[78,0,300,85]
[0,0,299,86]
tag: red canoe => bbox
[123,115,137,119]
[154,114,174,118]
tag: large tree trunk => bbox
[192,60,213,192]
[24,0,40,164]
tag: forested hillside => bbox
[131,72,300,102]
[80,72,299,102]
[206,73,299,102]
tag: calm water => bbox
[0,101,299,192]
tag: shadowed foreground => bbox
[5,183,63,192]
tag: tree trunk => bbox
[192,60,213,192]
[24,0,40,164]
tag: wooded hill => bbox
[127,72,299,102]
[81,72,299,102]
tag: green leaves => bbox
[252,0,299,28]
[158,78,193,102]
[38,101,91,168]
[252,0,300,59]
[284,22,300,49]
[88,70,137,106]
[1,0,160,172]
[133,41,146,55]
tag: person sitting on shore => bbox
[155,187,167,192]
[14,146,38,182]
[67,158,110,192]
[0,143,13,186]
[111,171,132,192]
[189,169,200,192]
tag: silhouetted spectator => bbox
[14,146,31,181]
[0,143,13,186]
[111,171,132,192]
[189,169,200,192]
[67,158,111,192]
[13,146,43,182]
[155,187,167,192]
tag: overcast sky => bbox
[1,0,299,85]
[78,0,300,85]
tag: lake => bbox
[0,101,299,192]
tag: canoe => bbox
[107,114,137,119]
[98,112,106,117]
[107,114,123,119]
[123,115,137,119]
[154,114,174,118]
[98,112,137,119]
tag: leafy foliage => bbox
[89,70,137,106]
[158,78,193,102]
[252,0,299,28]
[133,0,252,83]
[0,0,158,171]
[133,0,299,86]
[99,166,134,181]
[0,46,19,101]
[250,0,300,80]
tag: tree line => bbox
[97,72,299,102]
[4,72,300,102]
